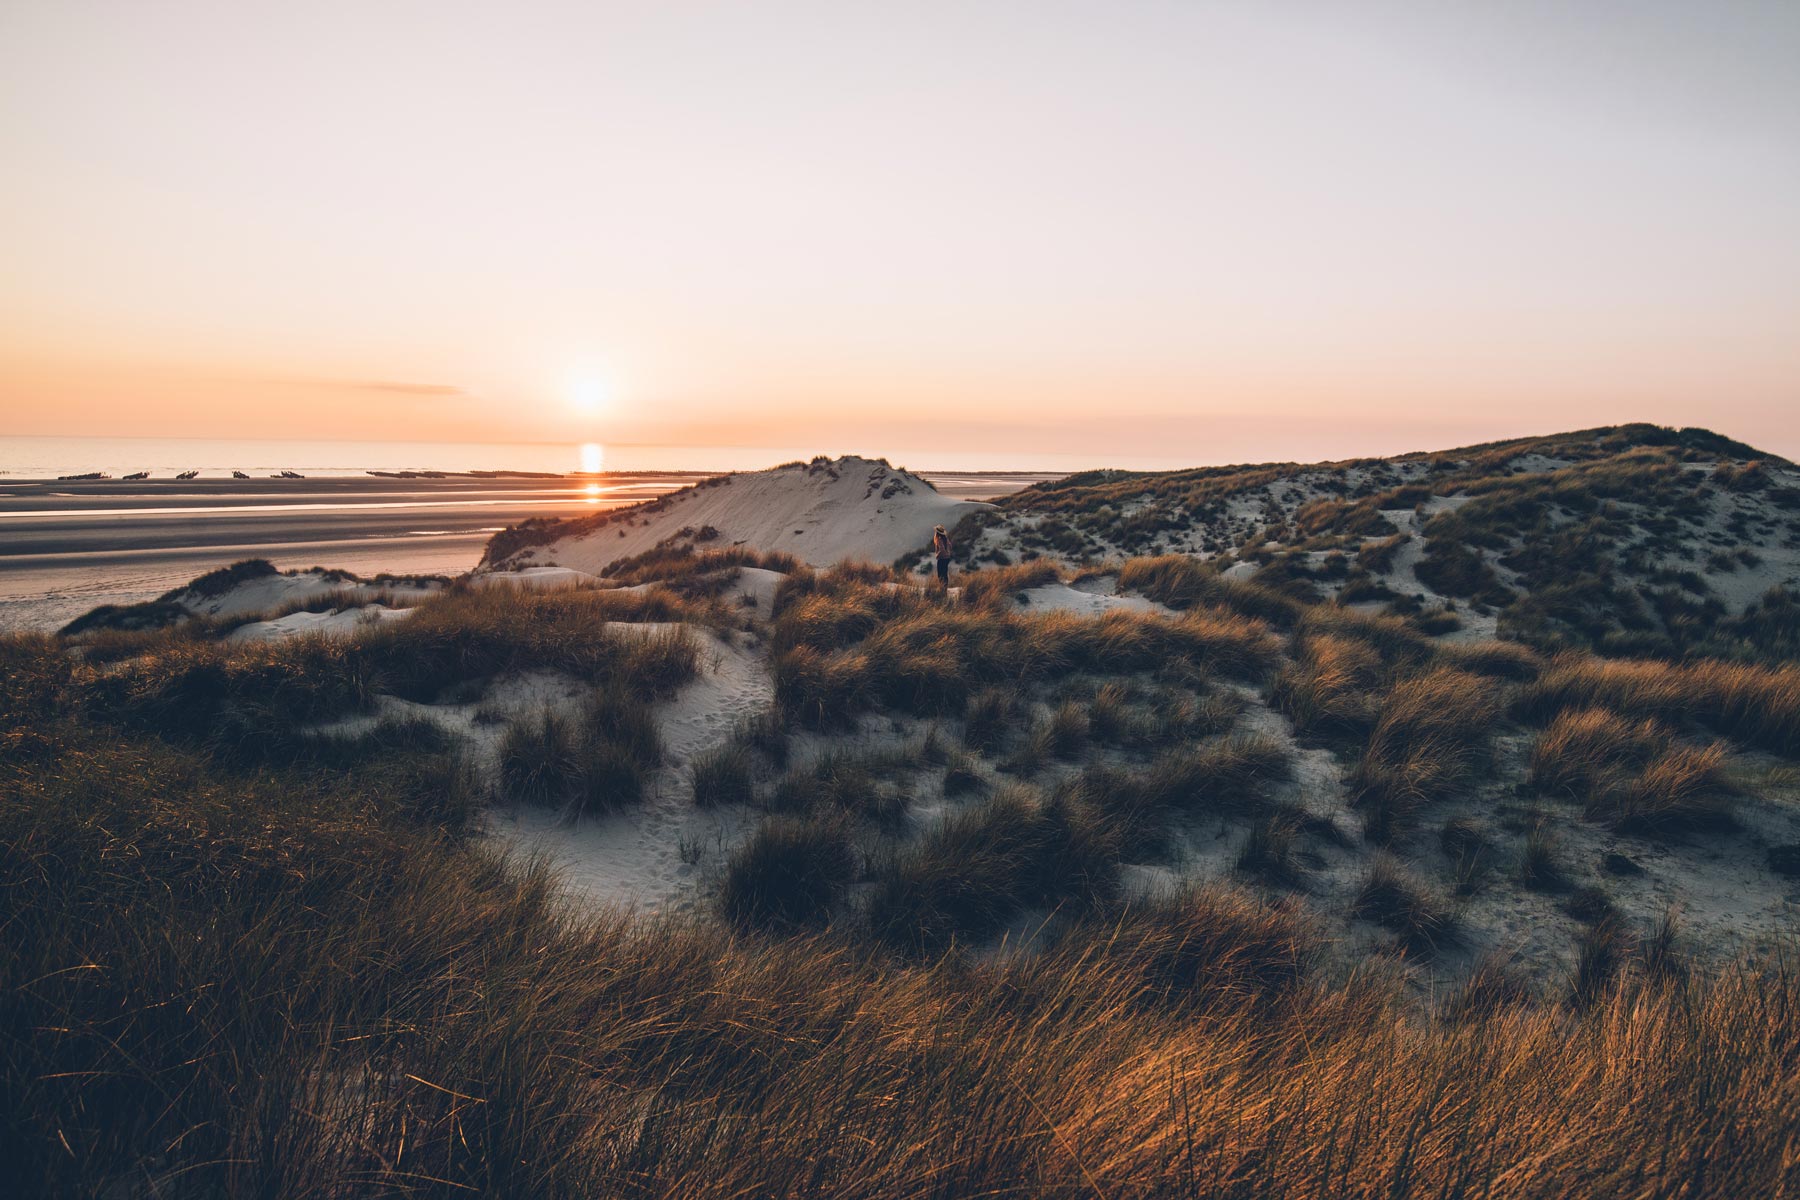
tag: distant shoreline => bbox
[0,468,1048,633]
[0,466,1066,482]
[0,433,1114,478]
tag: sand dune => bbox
[483,456,989,575]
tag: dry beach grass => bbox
[6,655,1796,1195]
[8,425,1800,1195]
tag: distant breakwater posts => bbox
[56,469,298,481]
[42,468,722,482]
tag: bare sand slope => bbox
[485,456,990,574]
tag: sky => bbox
[2,0,1797,467]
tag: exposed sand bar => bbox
[0,471,1050,632]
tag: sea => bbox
[0,434,1154,480]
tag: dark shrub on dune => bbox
[498,708,582,805]
[1235,806,1309,887]
[962,686,1017,752]
[1135,734,1292,817]
[582,684,664,768]
[572,740,648,814]
[494,705,642,815]
[82,637,381,759]
[942,752,985,797]
[600,543,803,586]
[1040,884,1318,1013]
[766,749,906,815]
[867,786,1119,954]
[718,814,856,931]
[692,743,756,807]
[771,646,872,729]
[1353,855,1457,958]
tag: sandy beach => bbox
[0,470,1052,632]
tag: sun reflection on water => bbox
[578,442,604,474]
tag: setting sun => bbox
[568,372,616,419]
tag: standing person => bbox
[931,524,953,590]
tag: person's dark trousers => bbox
[936,557,950,585]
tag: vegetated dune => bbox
[480,454,989,574]
[19,423,1800,1195]
[954,422,1800,658]
[58,558,446,636]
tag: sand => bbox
[228,604,418,642]
[490,456,991,574]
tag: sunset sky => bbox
[3,1,1797,465]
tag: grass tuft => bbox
[1529,708,1735,832]
[1348,667,1498,841]
[692,743,756,807]
[1518,653,1800,756]
[1235,807,1309,888]
[866,787,1118,954]
[1041,884,1318,1012]
[717,814,856,931]
[498,707,581,805]
[1352,855,1457,957]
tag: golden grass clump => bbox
[1271,632,1386,738]
[1528,705,1738,832]
[1297,603,1437,665]
[1117,553,1217,608]
[1605,742,1734,832]
[1036,883,1319,1012]
[1437,638,1546,680]
[1349,667,1499,841]
[1118,554,1303,624]
[1527,706,1666,797]
[365,583,703,698]
[957,558,1064,608]
[1520,652,1800,756]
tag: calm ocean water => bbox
[0,435,1140,479]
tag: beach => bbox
[0,469,1051,632]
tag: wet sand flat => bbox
[0,471,1051,632]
